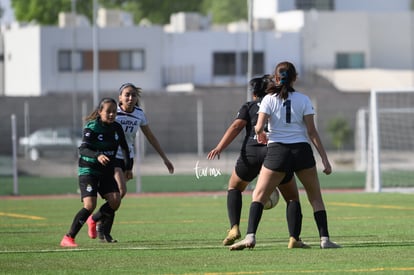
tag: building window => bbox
[58,50,82,71]
[58,51,71,71]
[295,0,334,11]
[213,51,264,76]
[336,52,365,69]
[120,50,145,70]
[213,52,236,76]
[99,50,118,70]
[58,49,145,72]
[241,52,264,75]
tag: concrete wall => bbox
[0,88,246,156]
[335,0,410,11]
[369,13,414,69]
[302,12,371,71]
[0,77,370,156]
[255,0,411,13]
[4,26,42,96]
[292,11,413,73]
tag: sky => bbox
[0,0,14,24]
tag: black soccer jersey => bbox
[236,99,266,148]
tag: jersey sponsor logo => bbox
[119,119,138,126]
[101,150,115,156]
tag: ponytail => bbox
[266,61,297,100]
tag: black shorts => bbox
[113,158,134,171]
[79,174,120,200]
[235,145,293,184]
[263,142,316,173]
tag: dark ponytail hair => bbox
[266,61,297,100]
[249,74,272,99]
[84,97,117,122]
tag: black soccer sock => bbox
[246,201,264,234]
[102,212,115,236]
[92,202,111,222]
[314,210,329,238]
[100,205,115,241]
[227,189,242,228]
[67,207,91,238]
[286,200,303,240]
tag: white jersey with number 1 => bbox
[258,91,315,144]
[115,105,148,159]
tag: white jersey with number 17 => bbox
[115,105,148,159]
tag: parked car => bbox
[19,127,82,161]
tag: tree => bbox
[98,0,247,25]
[201,0,247,24]
[11,0,247,26]
[100,0,203,25]
[326,116,353,151]
[11,0,203,26]
[0,6,4,21]
[11,0,92,25]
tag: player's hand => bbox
[97,154,110,166]
[322,159,332,175]
[124,170,133,180]
[165,160,174,174]
[256,132,268,145]
[207,148,220,160]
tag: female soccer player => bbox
[230,62,340,250]
[60,98,131,247]
[208,75,309,249]
[87,83,174,242]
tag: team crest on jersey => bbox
[115,133,119,140]
[86,184,93,192]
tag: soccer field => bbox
[0,170,366,196]
[0,192,413,274]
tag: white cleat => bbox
[229,233,256,251]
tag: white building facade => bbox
[3,24,165,96]
[1,0,413,96]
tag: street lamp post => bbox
[247,0,254,101]
[71,0,78,133]
[92,0,99,107]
